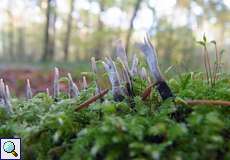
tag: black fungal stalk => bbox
[138,35,173,100]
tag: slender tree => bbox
[7,0,14,60]
[176,0,192,27]
[125,0,142,54]
[63,0,75,61]
[94,0,105,60]
[1,29,6,57]
[42,0,57,61]
[17,26,26,60]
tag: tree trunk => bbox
[17,27,26,60]
[7,0,14,60]
[94,0,105,60]
[1,30,6,57]
[8,25,14,60]
[125,0,142,54]
[42,0,57,61]
[187,3,192,28]
[50,3,57,59]
[42,0,50,61]
[63,0,75,61]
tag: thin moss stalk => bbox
[204,44,213,86]
[211,41,220,85]
[116,40,129,69]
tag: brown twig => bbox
[186,100,230,107]
[75,89,109,111]
[141,83,154,101]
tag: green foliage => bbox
[1,72,230,160]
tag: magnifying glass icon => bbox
[3,141,18,157]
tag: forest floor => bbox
[0,61,90,96]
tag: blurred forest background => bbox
[0,0,229,95]
[0,0,229,68]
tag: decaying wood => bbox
[75,89,109,111]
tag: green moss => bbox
[0,72,230,160]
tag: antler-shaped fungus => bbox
[0,79,12,113]
[103,57,124,101]
[138,35,173,100]
[82,76,88,91]
[68,73,80,98]
[130,54,139,76]
[53,67,60,99]
[91,57,101,95]
[116,40,129,69]
[26,79,33,100]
